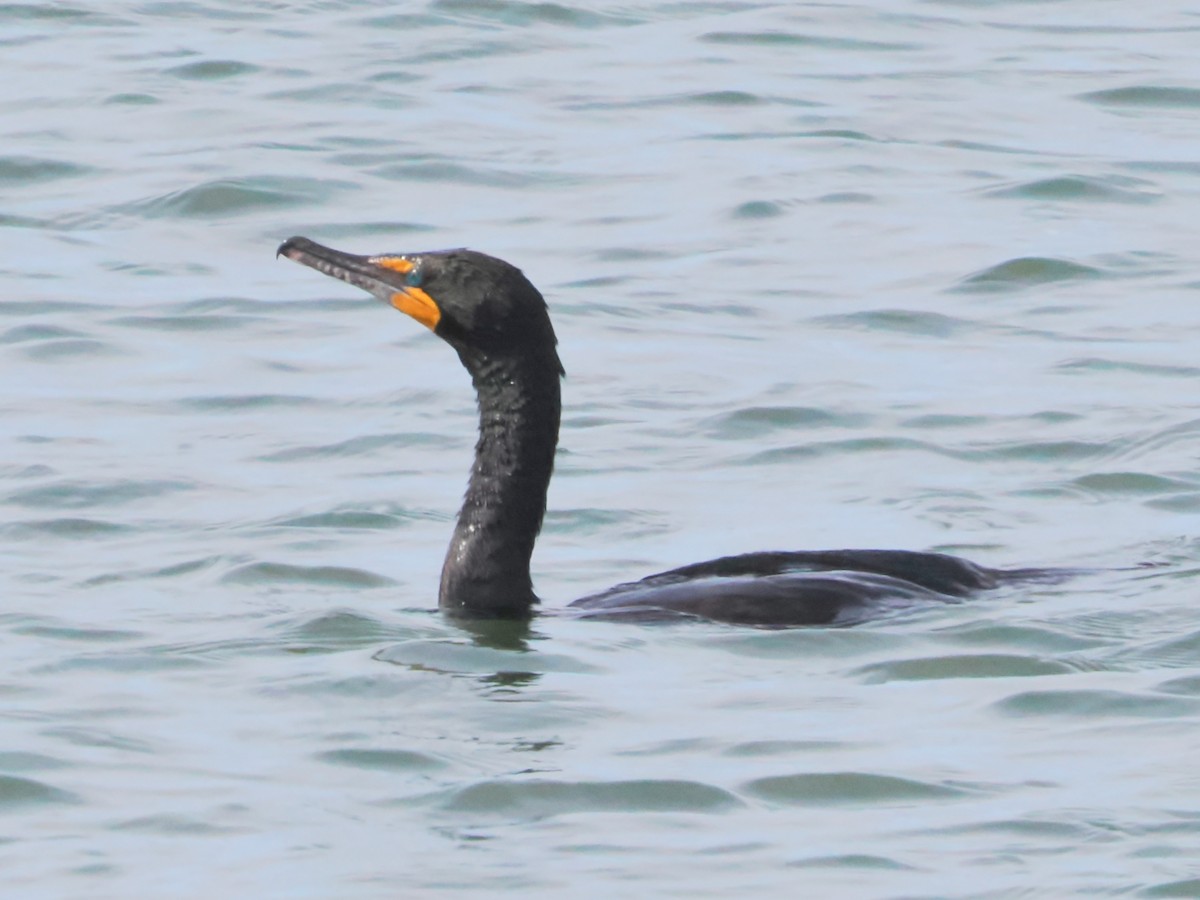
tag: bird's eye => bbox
[406,264,423,288]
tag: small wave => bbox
[701,31,917,52]
[743,771,972,806]
[0,155,94,185]
[164,60,260,81]
[259,432,456,462]
[0,775,80,810]
[852,653,1074,683]
[814,308,977,338]
[0,324,88,344]
[993,688,1200,718]
[955,257,1103,293]
[984,175,1157,204]
[6,479,193,510]
[703,405,869,440]
[221,562,396,589]
[1080,85,1200,109]
[127,176,352,220]
[316,748,447,773]
[441,777,741,815]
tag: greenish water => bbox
[4,1,1200,896]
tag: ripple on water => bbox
[953,257,1104,292]
[0,324,88,344]
[813,309,978,338]
[219,562,396,589]
[6,479,194,510]
[0,301,98,318]
[172,393,320,413]
[984,174,1158,204]
[1079,85,1200,109]
[1149,494,1200,512]
[164,60,260,81]
[788,854,916,871]
[545,507,667,541]
[316,748,447,773]
[700,30,918,52]
[259,431,456,462]
[33,649,209,675]
[12,620,141,643]
[270,508,411,530]
[568,89,802,112]
[83,556,224,587]
[743,772,972,806]
[0,155,94,184]
[936,619,1114,654]
[440,778,742,816]
[374,638,604,676]
[103,92,159,106]
[738,435,940,468]
[1068,472,1199,499]
[1056,358,1200,379]
[1109,628,1200,672]
[992,689,1200,719]
[40,725,153,754]
[0,752,69,773]
[273,609,398,644]
[732,200,785,219]
[126,176,353,220]
[851,653,1076,684]
[1157,674,1200,697]
[0,775,80,810]
[371,159,582,190]
[16,338,120,361]
[108,314,270,334]
[288,219,438,240]
[109,814,244,836]
[2,517,133,540]
[900,413,991,430]
[816,190,876,203]
[979,438,1109,464]
[399,1,638,29]
[723,740,852,758]
[702,406,871,440]
[1144,878,1200,897]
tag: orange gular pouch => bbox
[372,256,441,331]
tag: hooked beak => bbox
[277,235,441,331]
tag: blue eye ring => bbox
[406,265,423,287]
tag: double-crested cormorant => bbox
[277,236,1040,626]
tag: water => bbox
[4,1,1200,895]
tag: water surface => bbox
[4,1,1200,896]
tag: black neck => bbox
[438,348,561,616]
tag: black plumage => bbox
[278,236,1044,626]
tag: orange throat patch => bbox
[370,256,441,331]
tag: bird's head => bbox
[277,236,562,376]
